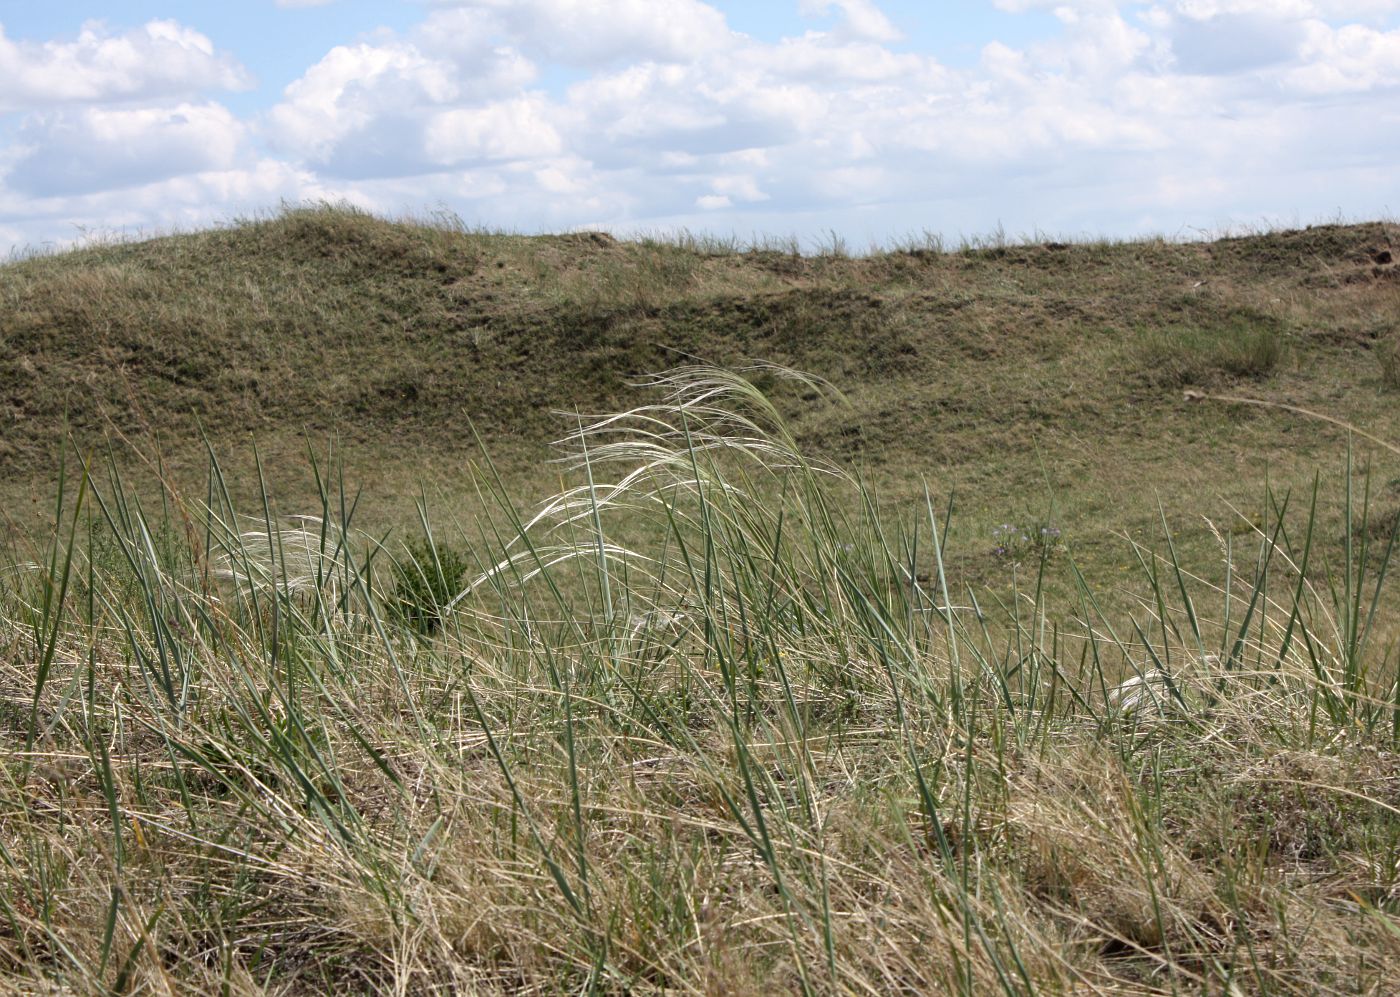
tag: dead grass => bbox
[2,365,1399,993]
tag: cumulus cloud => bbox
[1137,0,1400,92]
[1166,1,1399,17]
[3,0,1399,252]
[403,0,739,70]
[763,33,948,84]
[0,19,249,111]
[423,97,563,164]
[424,0,734,66]
[1023,7,1154,77]
[265,37,541,177]
[563,61,823,163]
[799,0,903,42]
[266,43,460,164]
[6,102,246,197]
[1288,18,1400,90]
[992,0,1122,12]
[180,0,1400,238]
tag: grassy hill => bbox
[3,207,1400,993]
[5,207,1398,471]
[4,205,1399,589]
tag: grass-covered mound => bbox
[3,206,1398,520]
[5,206,1400,622]
[2,367,1398,993]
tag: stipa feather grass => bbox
[2,364,1399,994]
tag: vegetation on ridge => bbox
[3,207,1398,586]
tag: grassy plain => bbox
[1,206,1399,992]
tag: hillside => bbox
[3,205,1399,568]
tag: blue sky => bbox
[1,1,1397,252]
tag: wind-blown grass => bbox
[2,365,1399,994]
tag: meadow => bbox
[2,206,1399,993]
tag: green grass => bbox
[1133,305,1289,386]
[2,207,1400,992]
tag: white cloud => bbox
[992,0,1122,12]
[424,97,563,164]
[266,39,538,176]
[1027,9,1153,77]
[1288,19,1400,90]
[1169,1,1400,17]
[1141,1,1400,87]
[0,158,344,252]
[240,0,1400,240]
[799,0,903,42]
[6,102,246,197]
[710,174,769,202]
[3,0,1399,252]
[0,19,249,111]
[411,8,507,62]
[764,34,948,84]
[1170,1,1313,16]
[266,42,457,164]
[429,0,734,65]
[276,0,336,6]
[534,159,591,194]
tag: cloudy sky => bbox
[1,0,1397,253]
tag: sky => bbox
[0,0,1397,254]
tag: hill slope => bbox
[3,206,1399,566]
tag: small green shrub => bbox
[389,537,470,633]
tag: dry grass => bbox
[3,366,1398,993]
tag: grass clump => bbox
[1136,312,1289,386]
[1377,334,1400,391]
[2,364,1399,993]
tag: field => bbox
[2,206,1399,993]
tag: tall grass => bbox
[2,365,1398,993]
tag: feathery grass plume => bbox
[211,513,364,596]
